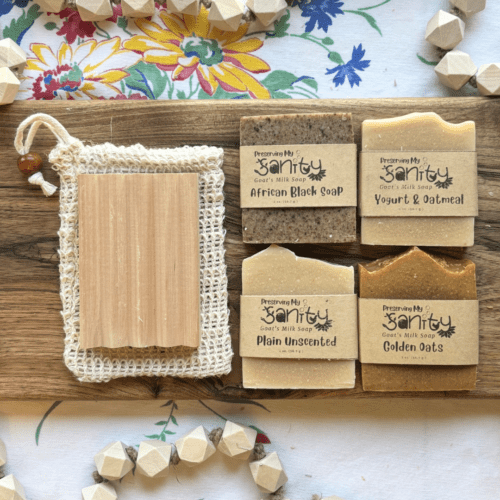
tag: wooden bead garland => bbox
[33,0,285,32]
[0,438,27,500]
[425,1,497,96]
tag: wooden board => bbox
[79,173,200,350]
[1,97,499,401]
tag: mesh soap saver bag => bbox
[15,113,233,383]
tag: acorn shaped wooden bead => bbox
[0,475,26,500]
[17,153,43,176]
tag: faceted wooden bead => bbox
[425,10,464,50]
[34,0,66,13]
[450,0,486,17]
[17,153,43,176]
[218,421,257,460]
[121,0,155,17]
[0,439,6,467]
[246,17,273,34]
[0,39,27,76]
[0,67,20,106]
[76,0,113,22]
[136,440,172,478]
[249,451,288,494]
[434,50,477,90]
[208,0,245,31]
[247,0,287,26]
[175,425,216,467]
[0,475,26,500]
[166,0,200,16]
[81,483,117,500]
[476,63,500,96]
[94,441,134,481]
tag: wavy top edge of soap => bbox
[359,246,475,276]
[361,112,475,152]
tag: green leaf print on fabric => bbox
[144,400,179,442]
[417,54,439,66]
[35,401,62,446]
[266,8,291,38]
[124,61,168,99]
[343,9,382,36]
[3,3,42,44]
[44,22,58,31]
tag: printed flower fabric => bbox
[0,0,399,101]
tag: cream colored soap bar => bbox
[361,112,475,246]
[241,245,355,389]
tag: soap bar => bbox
[240,113,356,244]
[361,112,475,246]
[241,245,355,389]
[359,246,477,391]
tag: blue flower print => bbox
[0,0,31,16]
[293,0,344,33]
[326,44,370,87]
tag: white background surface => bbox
[1,0,499,499]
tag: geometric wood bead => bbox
[121,0,155,17]
[425,10,465,50]
[175,426,216,467]
[249,452,288,494]
[476,63,500,96]
[0,68,20,106]
[208,0,245,31]
[0,475,26,500]
[323,497,345,500]
[136,440,172,478]
[81,483,117,500]
[450,0,486,17]
[247,0,287,26]
[218,421,257,460]
[435,50,477,90]
[246,16,273,34]
[0,39,27,76]
[94,441,134,481]
[166,0,200,16]
[0,439,6,467]
[34,0,66,13]
[76,0,113,22]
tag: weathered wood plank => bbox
[0,98,499,400]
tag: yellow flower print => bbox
[124,7,271,98]
[25,38,142,100]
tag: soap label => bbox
[240,295,358,359]
[358,298,479,365]
[359,151,478,217]
[240,144,357,208]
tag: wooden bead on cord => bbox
[76,0,113,21]
[246,0,286,26]
[434,50,477,90]
[0,439,6,468]
[34,0,66,13]
[217,421,257,460]
[0,68,20,106]
[166,0,200,15]
[174,425,216,467]
[208,0,245,31]
[0,475,26,500]
[121,0,155,17]
[17,153,43,176]
[82,482,117,500]
[136,440,172,478]
[94,441,134,481]
[476,63,500,96]
[425,10,464,50]
[449,0,486,17]
[0,39,27,76]
[249,451,288,494]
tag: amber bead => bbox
[17,153,43,176]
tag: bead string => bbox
[0,422,341,500]
[425,1,499,95]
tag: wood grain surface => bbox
[1,98,499,401]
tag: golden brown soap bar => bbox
[242,245,355,389]
[361,112,476,246]
[240,113,356,244]
[359,247,477,391]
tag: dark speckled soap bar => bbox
[240,113,356,244]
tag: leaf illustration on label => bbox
[314,319,333,332]
[308,168,327,181]
[435,177,453,189]
[437,325,456,338]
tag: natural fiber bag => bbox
[15,113,233,383]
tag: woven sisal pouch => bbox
[15,113,233,383]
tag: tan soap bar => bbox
[361,112,475,246]
[241,245,355,389]
[240,113,356,244]
[359,246,477,391]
